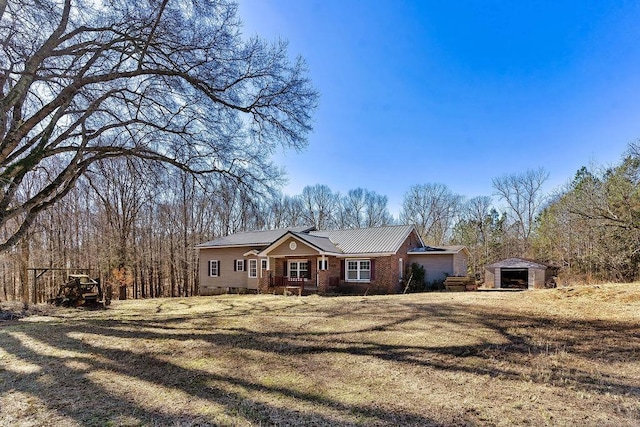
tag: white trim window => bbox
[288,260,309,279]
[347,259,370,282]
[248,259,258,278]
[235,259,245,272]
[208,260,219,277]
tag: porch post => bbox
[317,266,330,294]
[260,257,274,293]
[258,269,271,293]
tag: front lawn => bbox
[1,284,639,426]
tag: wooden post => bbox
[31,268,37,304]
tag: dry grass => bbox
[1,283,639,426]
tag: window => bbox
[288,260,309,279]
[261,259,268,277]
[208,260,219,277]
[248,259,258,278]
[235,259,245,271]
[317,259,328,271]
[347,259,370,282]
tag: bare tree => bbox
[627,139,640,159]
[87,159,153,268]
[263,192,306,229]
[400,183,462,245]
[339,188,366,228]
[300,184,339,229]
[363,191,395,227]
[0,0,317,252]
[85,158,160,298]
[453,196,493,273]
[492,168,549,254]
[282,195,306,228]
[340,188,393,228]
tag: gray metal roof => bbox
[310,225,415,254]
[485,257,549,269]
[195,226,315,248]
[196,224,421,255]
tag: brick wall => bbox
[337,229,420,294]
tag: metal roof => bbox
[196,224,424,256]
[485,257,550,269]
[310,225,416,254]
[195,226,315,248]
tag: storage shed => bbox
[484,258,556,290]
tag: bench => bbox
[283,285,302,296]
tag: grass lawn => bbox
[1,284,639,426]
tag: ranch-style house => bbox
[196,225,469,295]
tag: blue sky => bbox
[238,1,640,216]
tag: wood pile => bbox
[445,276,478,292]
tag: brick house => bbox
[196,225,469,295]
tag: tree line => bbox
[532,142,640,283]
[3,143,639,302]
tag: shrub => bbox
[405,263,427,293]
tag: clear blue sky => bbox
[238,1,640,217]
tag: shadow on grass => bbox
[1,330,453,427]
[1,295,639,425]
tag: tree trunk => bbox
[169,236,176,297]
[19,239,30,305]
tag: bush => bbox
[405,263,427,293]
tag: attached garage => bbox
[485,258,557,290]
[408,246,469,284]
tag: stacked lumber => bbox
[445,276,477,292]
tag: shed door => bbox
[500,268,528,289]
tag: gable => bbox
[266,237,323,257]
